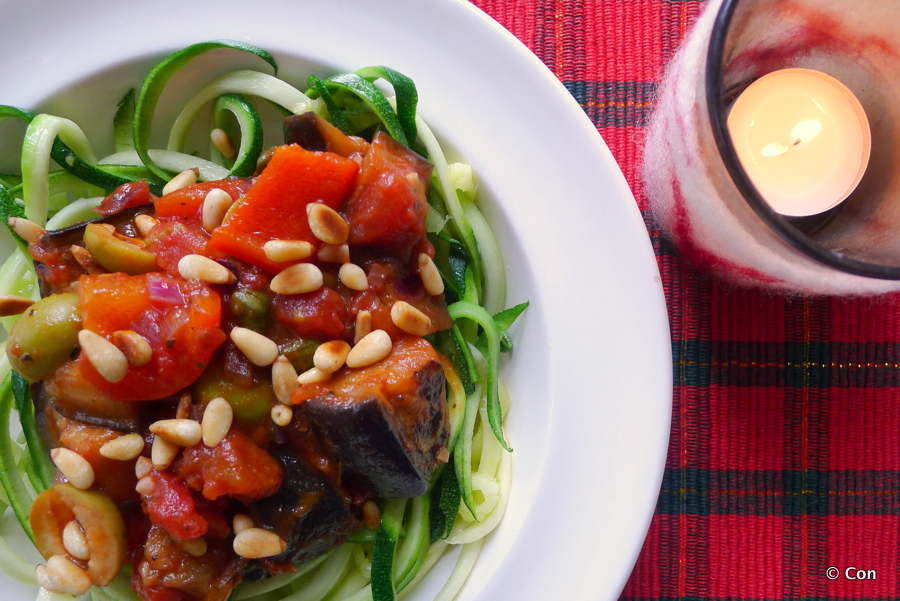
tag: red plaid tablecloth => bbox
[472,1,900,599]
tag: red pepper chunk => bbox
[208,145,359,273]
[141,470,208,541]
[153,178,254,221]
[78,273,226,401]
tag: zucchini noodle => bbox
[0,41,525,601]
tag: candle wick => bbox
[793,139,801,146]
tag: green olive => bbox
[82,223,157,275]
[193,358,276,424]
[281,337,320,373]
[229,289,271,333]
[7,293,81,382]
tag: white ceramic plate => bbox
[0,1,672,599]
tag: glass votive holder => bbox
[643,0,900,295]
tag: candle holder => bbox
[644,0,900,295]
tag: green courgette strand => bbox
[371,498,406,601]
[393,495,431,592]
[210,93,264,178]
[114,90,137,153]
[12,372,53,491]
[0,367,36,541]
[134,40,278,181]
[355,66,419,150]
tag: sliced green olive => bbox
[229,288,271,333]
[193,357,276,424]
[281,337,320,374]
[83,223,157,275]
[31,483,127,587]
[7,293,81,382]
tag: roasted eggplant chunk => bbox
[296,337,448,498]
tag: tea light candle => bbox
[727,68,871,217]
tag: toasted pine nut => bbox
[178,254,235,284]
[270,263,323,295]
[78,330,129,384]
[354,310,372,345]
[210,128,236,159]
[151,435,181,470]
[135,476,155,495]
[390,301,432,337]
[418,253,445,295]
[297,366,331,385]
[99,433,145,461]
[112,330,153,367]
[338,263,368,291]
[318,243,350,264]
[150,419,202,448]
[406,172,420,187]
[233,514,254,534]
[69,245,104,274]
[177,537,208,557]
[0,294,34,317]
[43,555,93,596]
[176,390,193,420]
[134,214,159,238]
[201,188,234,232]
[362,500,381,531]
[34,564,54,591]
[346,330,392,368]
[230,327,279,366]
[272,355,298,405]
[436,446,450,463]
[270,405,293,427]
[233,528,287,559]
[62,521,90,561]
[135,456,153,479]
[264,239,314,263]
[201,397,233,447]
[313,340,351,374]
[307,203,349,245]
[8,217,45,243]
[162,168,200,195]
[51,448,95,490]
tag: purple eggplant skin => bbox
[248,447,359,565]
[283,112,328,151]
[301,340,449,499]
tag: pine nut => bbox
[78,329,129,383]
[272,355,298,405]
[418,253,445,295]
[318,243,350,264]
[0,294,34,317]
[346,330,392,368]
[270,263,323,295]
[177,537,208,557]
[201,188,234,232]
[338,263,368,291]
[135,475,155,495]
[134,214,159,238]
[233,514,254,534]
[230,327,279,366]
[296,366,331,385]
[51,448,95,490]
[362,500,381,531]
[210,128,236,159]
[306,203,349,245]
[8,217,45,243]
[162,168,199,195]
[406,172,420,187]
[354,310,372,345]
[313,340,351,373]
[270,405,293,427]
[112,330,153,367]
[150,419,202,448]
[233,528,287,559]
[436,446,450,463]
[34,564,53,591]
[178,254,236,284]
[69,245,104,274]
[263,239,314,263]
[135,456,153,479]
[42,555,93,596]
[62,521,90,561]
[176,390,193,420]
[99,433,145,461]
[201,397,233,447]
[390,301,432,337]
[151,435,181,470]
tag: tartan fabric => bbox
[471,1,900,599]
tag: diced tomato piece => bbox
[57,419,139,505]
[144,220,222,276]
[272,287,350,341]
[176,430,282,501]
[208,145,359,272]
[153,179,253,221]
[78,272,226,401]
[343,132,433,257]
[96,180,153,216]
[141,471,208,540]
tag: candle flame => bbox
[760,142,789,157]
